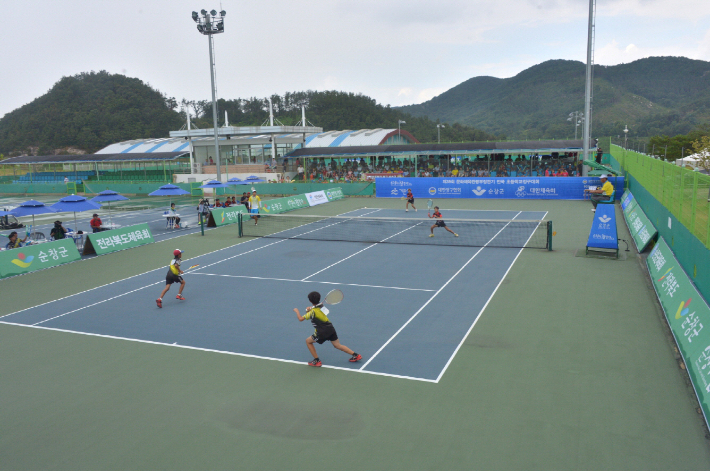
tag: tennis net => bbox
[238,213,552,250]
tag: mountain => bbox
[0,71,184,155]
[0,74,498,157]
[397,57,710,139]
[192,90,498,143]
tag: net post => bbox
[238,212,243,238]
[547,221,553,251]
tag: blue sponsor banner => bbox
[587,204,619,250]
[376,176,624,200]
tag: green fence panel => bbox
[0,238,81,279]
[620,190,657,252]
[244,182,373,196]
[207,206,248,227]
[647,237,710,427]
[82,223,155,256]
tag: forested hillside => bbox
[398,57,710,139]
[189,90,497,144]
[0,71,183,155]
[0,74,497,156]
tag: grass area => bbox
[1,197,709,470]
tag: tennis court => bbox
[1,207,548,382]
[2,196,710,471]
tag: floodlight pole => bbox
[582,0,595,167]
[437,124,445,144]
[193,9,226,181]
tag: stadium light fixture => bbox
[623,125,629,150]
[436,124,445,144]
[398,120,406,143]
[192,8,227,180]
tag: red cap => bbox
[173,249,183,256]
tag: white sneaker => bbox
[591,208,596,212]
[415,209,417,212]
[406,209,408,212]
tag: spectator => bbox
[63,176,69,184]
[240,192,250,209]
[231,196,237,206]
[197,198,210,223]
[50,221,67,240]
[297,164,304,180]
[170,203,181,228]
[214,198,222,208]
[5,231,28,250]
[90,214,105,233]
[224,198,231,207]
[209,157,214,165]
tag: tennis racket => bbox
[427,199,433,215]
[186,264,200,271]
[307,289,344,315]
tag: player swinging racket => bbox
[156,249,186,308]
[429,206,458,238]
[405,188,416,212]
[293,291,361,367]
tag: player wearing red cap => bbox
[156,249,186,308]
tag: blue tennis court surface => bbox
[0,207,547,382]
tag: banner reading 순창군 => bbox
[83,223,155,255]
[620,190,657,252]
[261,194,309,214]
[0,238,81,279]
[209,205,248,227]
[305,190,328,206]
[376,176,625,200]
[325,187,344,201]
[647,237,710,426]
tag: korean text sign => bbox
[84,223,155,255]
[0,238,81,279]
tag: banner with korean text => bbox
[325,187,345,202]
[621,190,657,252]
[305,190,328,206]
[260,194,309,214]
[83,223,155,256]
[0,238,81,279]
[376,176,625,200]
[586,204,618,251]
[208,205,248,227]
[647,237,710,427]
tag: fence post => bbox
[678,167,686,221]
[691,171,698,234]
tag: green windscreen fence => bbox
[611,145,710,247]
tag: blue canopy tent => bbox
[51,195,102,233]
[90,190,129,225]
[148,184,190,207]
[226,177,250,199]
[10,200,58,233]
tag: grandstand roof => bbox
[298,129,419,148]
[0,152,187,165]
[287,139,595,158]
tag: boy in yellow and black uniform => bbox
[156,249,186,308]
[293,291,362,367]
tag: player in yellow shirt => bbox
[293,291,361,367]
[248,189,261,225]
[587,174,614,212]
[156,249,186,308]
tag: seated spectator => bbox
[170,203,181,228]
[90,214,105,233]
[224,198,231,207]
[214,198,222,208]
[5,231,28,250]
[231,196,237,205]
[50,221,67,240]
[240,192,250,209]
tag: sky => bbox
[1,0,709,118]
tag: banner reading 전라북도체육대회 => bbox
[83,223,155,256]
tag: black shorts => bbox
[435,220,446,227]
[407,197,414,203]
[166,272,183,284]
[312,327,338,344]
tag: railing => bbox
[611,144,710,247]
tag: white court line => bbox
[0,321,436,383]
[1,207,369,320]
[359,211,522,372]
[300,221,424,281]
[434,211,545,382]
[191,272,436,292]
